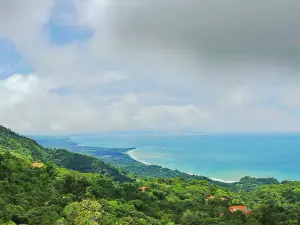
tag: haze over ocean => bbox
[69,133,300,182]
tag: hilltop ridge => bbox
[0,125,131,182]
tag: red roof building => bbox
[229,206,253,216]
[140,186,148,192]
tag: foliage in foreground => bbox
[1,125,300,224]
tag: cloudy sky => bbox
[1,0,300,134]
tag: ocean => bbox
[69,133,300,182]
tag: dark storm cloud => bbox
[104,0,300,66]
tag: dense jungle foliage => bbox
[1,125,300,225]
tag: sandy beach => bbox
[126,149,237,183]
[125,149,154,166]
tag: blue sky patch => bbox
[47,22,94,46]
[50,87,73,96]
[0,38,33,79]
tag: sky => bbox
[1,0,300,134]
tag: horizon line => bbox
[24,130,300,137]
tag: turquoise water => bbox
[69,133,300,181]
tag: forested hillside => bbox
[0,125,130,182]
[1,125,300,225]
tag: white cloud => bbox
[0,74,209,134]
[1,74,39,93]
[137,105,209,131]
[0,1,300,134]
[0,74,43,108]
[277,80,300,110]
[225,86,249,106]
[0,0,54,40]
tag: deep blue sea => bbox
[69,133,300,182]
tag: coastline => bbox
[125,149,237,184]
[124,149,155,166]
[33,134,291,182]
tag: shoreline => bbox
[124,149,155,166]
[34,135,287,182]
[125,149,237,184]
